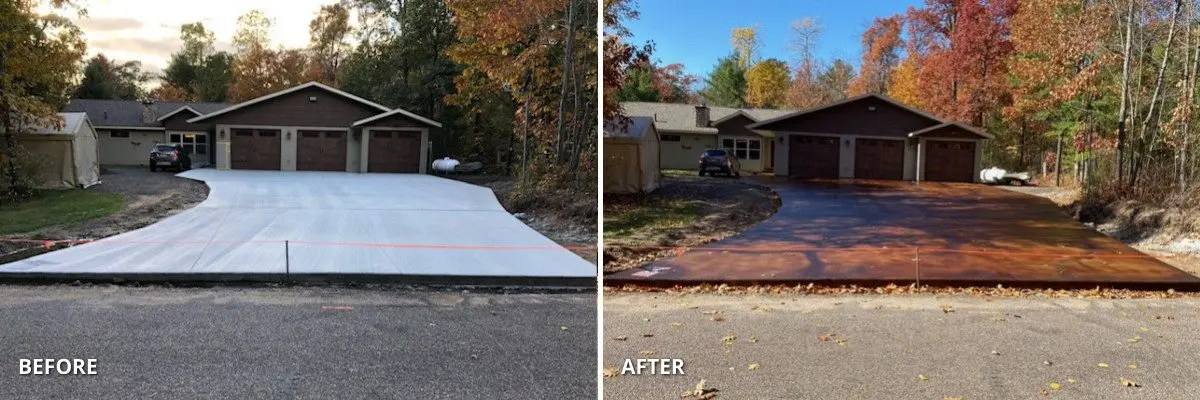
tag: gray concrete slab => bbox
[0,170,595,281]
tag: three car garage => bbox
[750,94,992,183]
[188,82,441,174]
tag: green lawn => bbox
[0,190,125,235]
[604,199,701,239]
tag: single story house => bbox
[9,112,101,188]
[748,94,992,183]
[185,82,442,173]
[64,99,231,167]
[603,116,661,194]
[620,102,792,173]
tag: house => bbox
[620,102,793,172]
[603,116,661,194]
[11,112,100,188]
[623,94,992,183]
[186,82,442,173]
[64,99,231,167]
[748,94,992,183]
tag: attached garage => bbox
[189,82,441,173]
[854,138,905,180]
[789,135,840,179]
[297,130,348,171]
[230,128,282,170]
[366,130,421,173]
[748,94,992,183]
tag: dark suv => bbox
[698,149,740,177]
[149,144,191,172]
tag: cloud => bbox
[75,17,144,32]
[88,36,182,65]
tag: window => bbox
[722,138,762,160]
[660,134,682,142]
[109,131,129,138]
[168,132,206,157]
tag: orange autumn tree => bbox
[849,16,903,96]
[149,83,190,101]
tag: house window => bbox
[722,138,762,160]
[109,131,130,138]
[661,134,682,142]
[168,132,206,157]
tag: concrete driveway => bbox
[0,170,594,284]
[607,179,1200,289]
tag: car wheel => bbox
[698,170,705,177]
[150,164,156,172]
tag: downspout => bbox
[914,137,922,184]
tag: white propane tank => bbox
[432,157,460,172]
[980,167,1007,183]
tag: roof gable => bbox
[353,108,442,128]
[746,94,945,137]
[188,82,389,123]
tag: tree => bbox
[149,83,190,101]
[889,56,921,107]
[745,58,790,108]
[603,0,652,119]
[817,59,855,102]
[228,10,290,101]
[731,26,761,69]
[849,16,903,96]
[787,17,826,109]
[703,54,747,108]
[162,22,216,99]
[75,54,149,100]
[614,61,696,103]
[1,0,87,198]
[308,3,351,85]
[194,52,234,102]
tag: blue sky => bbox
[625,0,923,79]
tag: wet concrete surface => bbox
[606,179,1200,289]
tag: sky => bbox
[59,0,343,76]
[624,0,924,79]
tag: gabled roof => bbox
[352,108,443,128]
[603,116,657,140]
[155,106,201,122]
[187,82,391,123]
[746,93,944,130]
[709,110,759,125]
[620,102,793,134]
[64,99,231,128]
[907,122,994,139]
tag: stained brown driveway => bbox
[606,179,1200,289]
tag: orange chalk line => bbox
[0,237,1180,259]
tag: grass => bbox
[0,189,125,235]
[604,198,702,239]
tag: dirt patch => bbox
[444,173,597,264]
[1002,185,1200,276]
[0,166,209,257]
[602,173,780,273]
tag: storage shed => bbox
[603,116,661,194]
[15,112,101,188]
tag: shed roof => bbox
[604,116,657,140]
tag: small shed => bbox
[604,116,661,194]
[16,112,101,188]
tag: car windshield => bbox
[703,150,726,157]
[154,145,177,152]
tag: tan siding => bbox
[660,132,716,170]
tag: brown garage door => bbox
[854,138,905,180]
[924,140,975,182]
[368,130,421,173]
[230,128,281,170]
[789,135,840,179]
[297,130,348,171]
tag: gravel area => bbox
[603,173,780,273]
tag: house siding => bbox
[755,99,940,138]
[659,132,716,170]
[201,86,381,127]
[96,129,163,166]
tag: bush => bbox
[0,144,46,202]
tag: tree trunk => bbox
[1117,0,1135,186]
[553,0,577,163]
[1055,133,1063,187]
[1134,0,1182,180]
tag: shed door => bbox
[230,128,281,170]
[296,130,348,171]
[788,135,840,179]
[367,130,421,173]
[854,138,905,180]
[924,140,975,182]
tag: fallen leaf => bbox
[919,374,929,381]
[1098,363,1110,368]
[681,379,718,398]
[1068,378,1077,384]
[642,334,654,337]
[1128,336,1142,343]
[1050,382,1062,391]
[944,397,964,400]
[1044,360,1053,366]
[671,322,683,327]
[1139,327,1149,332]
[991,350,1001,356]
[642,318,650,322]
[941,305,955,313]
[751,305,772,313]
[614,336,628,341]
[702,310,721,315]
[722,335,736,344]
[1128,363,1138,370]
[710,317,726,322]
[837,339,848,346]
[603,367,619,378]
[748,363,760,370]
[639,350,658,356]
[748,336,758,343]
[819,334,836,342]
[560,326,569,331]
[1120,378,1140,387]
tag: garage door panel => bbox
[368,130,421,173]
[297,130,348,172]
[924,140,975,182]
[854,138,904,180]
[231,128,281,170]
[789,135,840,179]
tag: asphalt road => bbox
[604,293,1200,399]
[0,285,596,399]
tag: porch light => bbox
[844,139,851,147]
[286,131,292,140]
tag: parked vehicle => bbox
[149,144,191,172]
[698,149,740,177]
